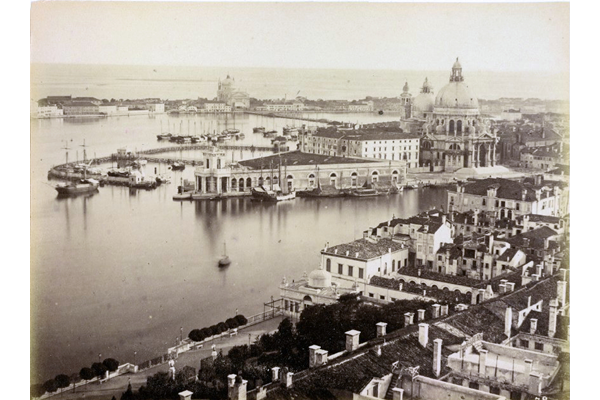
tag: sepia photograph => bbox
[27,1,575,399]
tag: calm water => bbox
[30,63,569,102]
[31,112,449,384]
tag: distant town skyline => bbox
[31,2,569,74]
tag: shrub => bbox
[103,358,120,373]
[225,317,239,330]
[91,362,108,379]
[200,327,212,338]
[80,367,95,382]
[42,378,58,394]
[235,314,248,326]
[189,329,204,342]
[217,322,229,333]
[54,374,71,391]
[209,325,220,336]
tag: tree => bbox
[235,314,248,326]
[54,374,71,393]
[69,372,82,392]
[225,317,240,330]
[91,362,108,381]
[80,366,95,384]
[42,378,58,394]
[200,327,212,339]
[176,365,197,384]
[209,325,220,336]
[103,358,120,376]
[217,322,229,333]
[189,329,204,342]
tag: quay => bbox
[245,110,334,125]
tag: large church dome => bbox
[434,58,479,110]
[308,267,331,288]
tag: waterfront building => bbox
[193,147,407,195]
[147,103,165,113]
[348,100,375,113]
[61,101,100,115]
[216,75,250,109]
[256,102,305,112]
[37,105,63,118]
[72,96,103,106]
[202,101,232,113]
[300,128,420,169]
[417,59,499,172]
[447,177,564,217]
[320,237,410,289]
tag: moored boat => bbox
[251,184,296,202]
[171,162,186,171]
[55,178,100,195]
[157,133,172,140]
[218,242,231,267]
[253,127,266,134]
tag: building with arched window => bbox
[194,149,407,195]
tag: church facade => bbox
[402,59,499,172]
[216,75,250,110]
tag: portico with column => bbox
[195,146,232,195]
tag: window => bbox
[535,342,544,351]
[326,258,331,272]
[369,293,374,298]
[392,260,396,271]
[520,339,529,348]
[428,246,433,254]
[490,387,501,395]
[495,200,499,207]
[338,264,343,274]
[516,203,520,211]
[358,268,364,279]
[380,295,385,300]
[348,266,353,277]
[482,198,486,206]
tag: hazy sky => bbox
[31,1,569,73]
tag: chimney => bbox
[441,304,449,317]
[506,282,515,292]
[345,330,361,352]
[478,349,488,377]
[271,367,280,382]
[505,307,512,338]
[418,323,429,347]
[315,349,328,366]
[532,274,540,282]
[557,280,567,307]
[536,264,543,277]
[548,299,558,338]
[559,268,567,281]
[178,391,193,400]
[309,345,321,368]
[418,309,426,321]
[432,304,441,318]
[392,387,404,400]
[499,283,507,294]
[522,189,527,201]
[228,375,248,400]
[442,215,447,225]
[404,312,414,326]
[530,318,538,334]
[285,372,293,388]
[529,372,543,396]
[433,338,443,377]
[527,296,532,308]
[376,322,387,337]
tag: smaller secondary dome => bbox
[308,268,332,288]
[402,81,409,93]
[413,92,435,115]
[421,77,433,93]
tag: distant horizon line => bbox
[31,62,569,75]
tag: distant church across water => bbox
[217,75,250,110]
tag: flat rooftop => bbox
[238,150,375,169]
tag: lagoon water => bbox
[31,111,448,382]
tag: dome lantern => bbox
[308,266,332,289]
[450,57,464,82]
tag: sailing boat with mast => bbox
[218,242,231,267]
[54,141,99,195]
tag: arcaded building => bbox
[193,147,407,194]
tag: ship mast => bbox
[62,140,71,165]
[80,139,88,162]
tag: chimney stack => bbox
[524,359,534,374]
[433,338,443,377]
[285,372,293,388]
[557,280,567,307]
[478,349,488,377]
[432,304,441,318]
[530,318,538,334]
[309,345,321,368]
[419,323,429,348]
[376,322,387,337]
[559,268,567,281]
[506,282,515,292]
[417,309,426,321]
[271,367,280,382]
[505,307,512,338]
[404,312,414,326]
[441,304,449,316]
[178,391,193,400]
[498,283,507,294]
[345,330,361,352]
[548,299,558,338]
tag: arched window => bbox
[457,120,463,133]
[351,172,358,187]
[371,170,379,182]
[246,177,252,188]
[449,120,455,134]
[308,173,316,188]
[239,178,244,191]
[231,178,237,190]
[392,170,399,182]
[258,176,264,186]
[326,258,331,272]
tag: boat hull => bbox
[55,181,99,195]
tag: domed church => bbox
[419,58,499,172]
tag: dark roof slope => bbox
[459,178,540,202]
[323,238,407,260]
[504,226,558,249]
[238,150,373,169]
